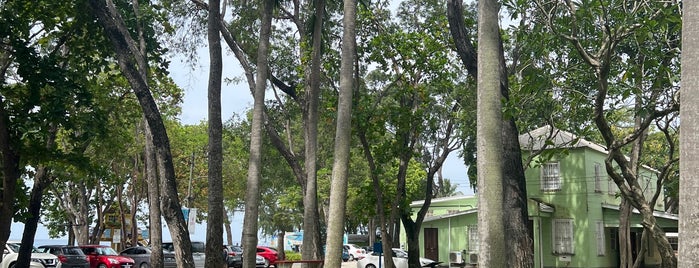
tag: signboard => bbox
[187,208,197,234]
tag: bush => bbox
[284,251,301,261]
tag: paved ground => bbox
[281,260,356,268]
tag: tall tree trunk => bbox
[16,166,53,268]
[447,1,533,266]
[206,0,225,266]
[619,200,633,268]
[324,0,356,264]
[301,0,326,262]
[88,0,194,266]
[476,0,506,267]
[145,120,165,268]
[679,1,699,265]
[241,0,272,266]
[0,95,20,262]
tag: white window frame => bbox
[468,225,479,252]
[552,219,574,255]
[541,162,561,191]
[594,163,602,193]
[596,221,606,256]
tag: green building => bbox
[402,126,678,268]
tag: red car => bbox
[79,245,135,268]
[255,246,278,267]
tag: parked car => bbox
[120,246,176,268]
[356,248,437,268]
[223,245,242,268]
[78,245,135,268]
[162,241,205,268]
[2,241,58,268]
[255,246,277,267]
[343,244,366,261]
[38,245,89,268]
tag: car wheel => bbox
[366,264,376,268]
[140,263,150,268]
[264,259,270,268]
[99,264,108,268]
[349,254,355,261]
[9,262,15,268]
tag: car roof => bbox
[79,245,109,248]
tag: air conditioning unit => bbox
[449,251,463,264]
[467,252,478,264]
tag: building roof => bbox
[410,194,476,207]
[601,204,678,221]
[518,125,609,154]
[423,208,478,223]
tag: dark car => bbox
[120,246,176,268]
[78,245,135,268]
[38,245,89,268]
[223,245,242,268]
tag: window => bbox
[608,177,618,195]
[596,221,605,256]
[594,163,602,192]
[552,219,574,255]
[541,162,561,191]
[468,225,479,252]
[610,228,618,251]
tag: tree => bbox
[447,1,534,266]
[241,0,272,266]
[475,0,506,266]
[324,0,357,264]
[679,1,699,265]
[205,0,225,266]
[88,0,195,267]
[529,0,680,266]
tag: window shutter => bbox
[596,221,606,256]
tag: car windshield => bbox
[8,243,40,253]
[96,247,119,255]
[64,247,85,255]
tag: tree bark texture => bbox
[206,0,225,266]
[447,1,534,266]
[242,0,272,266]
[324,0,356,264]
[476,0,506,267]
[679,1,699,265]
[145,120,165,268]
[302,0,326,261]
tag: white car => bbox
[343,244,366,261]
[2,241,58,268]
[356,248,436,268]
[255,254,266,268]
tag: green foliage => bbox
[284,251,302,261]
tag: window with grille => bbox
[596,221,605,256]
[594,163,602,192]
[552,219,574,255]
[468,225,479,252]
[541,162,561,191]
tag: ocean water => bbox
[33,239,70,246]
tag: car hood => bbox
[31,252,58,259]
[104,255,134,263]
